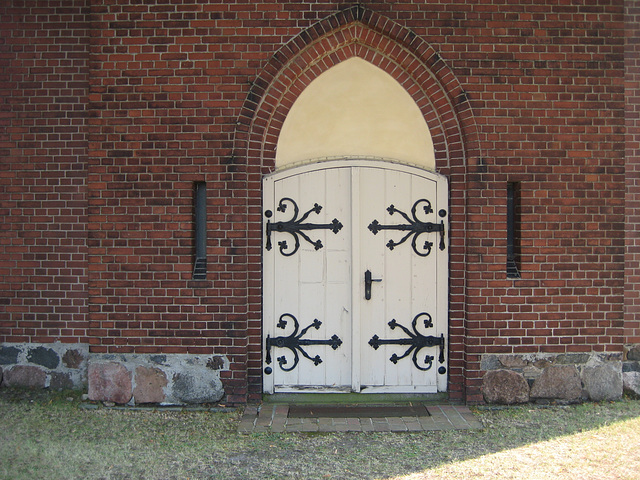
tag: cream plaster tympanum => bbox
[275,57,435,169]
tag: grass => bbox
[1,388,639,480]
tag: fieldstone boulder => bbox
[530,365,584,403]
[172,371,224,404]
[133,366,168,404]
[480,355,501,371]
[62,349,85,369]
[0,345,20,365]
[50,372,74,390]
[482,369,530,404]
[623,371,640,398]
[27,346,59,369]
[3,365,47,388]
[627,345,640,362]
[498,355,528,369]
[88,362,132,404]
[582,362,622,401]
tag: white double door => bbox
[263,161,448,394]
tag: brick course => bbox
[1,0,91,345]
[626,0,640,347]
[1,0,631,404]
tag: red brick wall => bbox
[2,1,627,403]
[86,1,254,403]
[0,1,90,344]
[459,2,626,400]
[625,0,640,347]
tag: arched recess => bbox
[276,57,436,169]
[235,5,481,402]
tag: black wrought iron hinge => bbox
[265,198,343,256]
[368,199,446,257]
[264,313,343,374]
[368,312,446,373]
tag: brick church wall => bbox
[0,1,91,345]
[1,0,630,403]
[625,0,640,350]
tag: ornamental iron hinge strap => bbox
[368,199,446,257]
[265,197,343,256]
[264,313,343,374]
[368,312,446,373]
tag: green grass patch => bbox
[2,388,639,480]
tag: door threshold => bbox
[263,392,449,405]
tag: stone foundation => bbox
[623,344,640,398]
[87,353,229,405]
[0,343,89,390]
[0,343,229,406]
[481,352,624,404]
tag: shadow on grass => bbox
[1,387,639,480]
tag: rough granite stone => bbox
[482,369,530,404]
[623,361,640,373]
[555,354,591,365]
[27,346,60,369]
[206,356,225,370]
[498,355,528,369]
[530,365,584,402]
[3,365,47,388]
[62,349,84,369]
[582,362,623,402]
[623,371,640,398]
[88,362,132,404]
[172,372,224,404]
[480,355,501,371]
[50,372,74,390]
[532,359,553,369]
[0,346,21,365]
[627,346,640,362]
[133,366,168,404]
[149,355,167,365]
[522,365,544,381]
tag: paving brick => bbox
[237,404,483,433]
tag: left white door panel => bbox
[263,167,352,393]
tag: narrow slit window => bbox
[506,182,521,279]
[193,181,207,280]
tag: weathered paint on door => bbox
[263,161,448,394]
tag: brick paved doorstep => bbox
[237,404,483,434]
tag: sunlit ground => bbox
[2,388,640,480]
[387,416,640,480]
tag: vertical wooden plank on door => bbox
[272,175,303,388]
[297,170,326,389]
[323,167,352,389]
[408,172,439,390]
[350,166,361,392]
[358,166,388,388]
[263,176,275,394]
[387,168,413,388]
[436,173,449,392]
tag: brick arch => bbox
[235,5,481,175]
[239,6,478,402]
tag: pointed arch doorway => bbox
[262,58,449,394]
[263,160,449,394]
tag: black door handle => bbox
[364,270,382,300]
